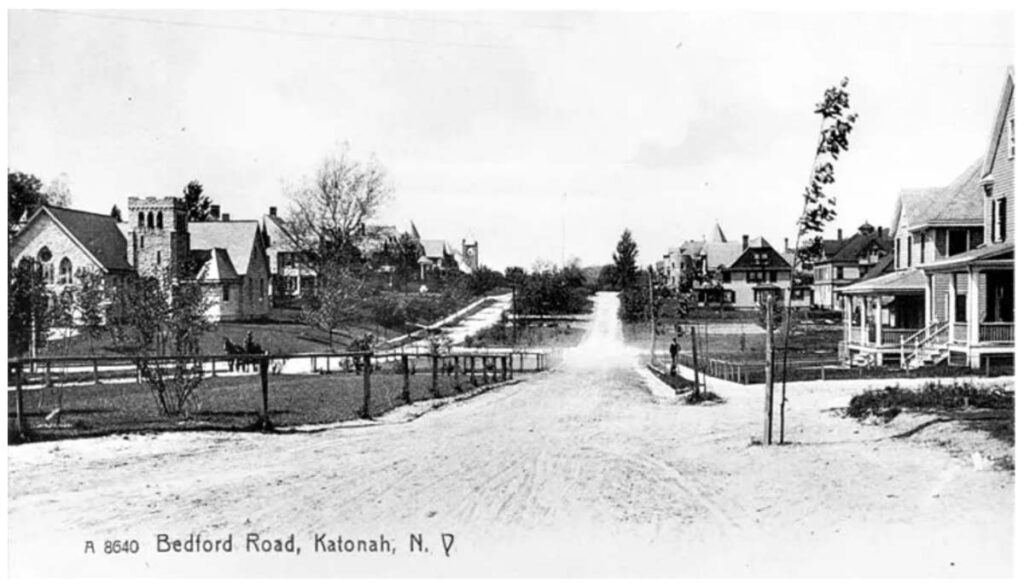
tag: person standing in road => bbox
[669,337,680,375]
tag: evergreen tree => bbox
[612,229,639,290]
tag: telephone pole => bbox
[648,267,656,364]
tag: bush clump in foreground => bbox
[847,381,1014,422]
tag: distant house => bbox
[261,207,316,300]
[11,196,271,322]
[714,235,810,308]
[810,222,893,310]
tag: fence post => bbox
[454,356,462,391]
[431,353,439,398]
[362,353,373,418]
[501,356,508,381]
[15,361,26,440]
[763,296,775,446]
[402,354,411,403]
[258,356,270,431]
[469,356,477,386]
[44,361,52,388]
[211,357,217,378]
[507,355,514,381]
[690,326,701,399]
[93,359,101,385]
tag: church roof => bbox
[26,206,133,272]
[188,221,262,276]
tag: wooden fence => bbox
[8,349,551,441]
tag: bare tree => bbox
[284,143,394,270]
[300,262,369,350]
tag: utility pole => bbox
[763,293,775,446]
[561,192,567,267]
[648,267,656,364]
[511,283,518,348]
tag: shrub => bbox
[847,381,1013,421]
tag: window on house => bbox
[223,285,230,302]
[58,258,73,285]
[919,235,925,264]
[996,198,1007,243]
[156,251,161,266]
[722,272,731,283]
[906,236,913,267]
[954,293,967,323]
[769,271,777,282]
[895,239,901,269]
[1010,116,1016,160]
[948,229,968,256]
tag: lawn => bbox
[9,361,518,443]
[467,321,589,349]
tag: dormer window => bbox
[1010,116,1015,160]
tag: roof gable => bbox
[728,240,791,270]
[188,221,263,276]
[891,160,984,233]
[983,67,1015,177]
[18,206,133,272]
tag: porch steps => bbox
[907,344,949,369]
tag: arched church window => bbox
[147,212,154,228]
[59,257,73,285]
[156,211,164,229]
[138,212,145,227]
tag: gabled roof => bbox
[262,214,303,252]
[188,221,262,276]
[703,242,744,269]
[421,239,451,259]
[190,248,240,281]
[891,160,984,233]
[21,206,133,272]
[728,238,792,270]
[707,222,728,243]
[983,67,1015,178]
[839,268,926,295]
[859,252,894,281]
[827,230,893,263]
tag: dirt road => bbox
[7,293,1013,577]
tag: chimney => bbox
[269,206,277,217]
[876,226,882,237]
[837,228,843,241]
[221,213,231,221]
[210,205,221,220]
[742,234,749,250]
[784,237,790,251]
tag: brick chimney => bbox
[742,234,749,250]
[784,237,790,251]
[221,213,231,221]
[269,206,277,217]
[837,228,843,240]
[210,204,221,220]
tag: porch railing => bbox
[979,322,1015,343]
[880,328,919,346]
[901,321,949,369]
[849,326,863,344]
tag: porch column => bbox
[859,296,867,346]
[844,296,852,342]
[948,274,957,344]
[924,273,932,327]
[967,268,979,346]
[874,296,883,347]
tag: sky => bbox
[7,9,1015,270]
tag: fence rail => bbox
[8,348,553,442]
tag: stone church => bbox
[10,196,271,322]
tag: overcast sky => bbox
[8,9,1014,270]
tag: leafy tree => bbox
[8,171,45,235]
[612,229,639,290]
[183,180,214,222]
[284,143,394,271]
[464,266,506,296]
[8,257,50,357]
[44,173,73,208]
[106,270,214,417]
[74,269,107,354]
[596,264,619,291]
[110,204,123,222]
[504,266,526,285]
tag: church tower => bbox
[127,196,190,279]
